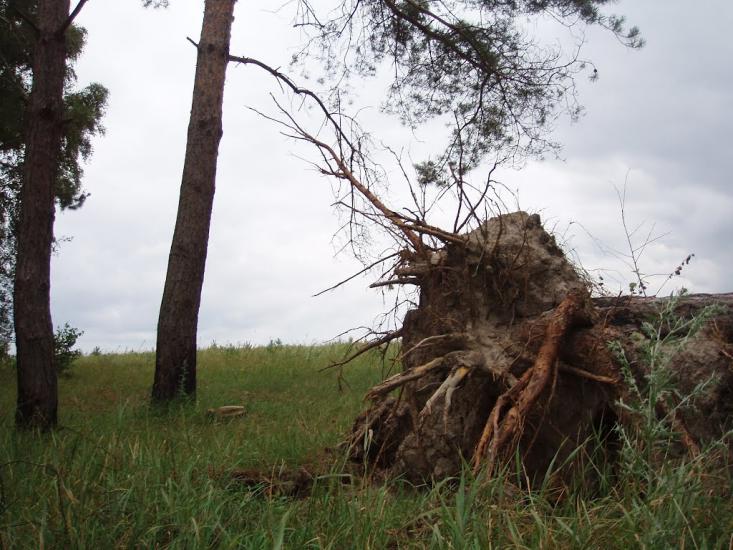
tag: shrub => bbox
[54,323,84,376]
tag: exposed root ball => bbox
[346,212,733,485]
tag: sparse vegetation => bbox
[1,341,730,548]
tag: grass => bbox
[1,342,731,549]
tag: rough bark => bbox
[347,212,733,485]
[153,0,235,402]
[14,0,70,429]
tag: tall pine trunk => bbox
[14,0,70,429]
[153,0,235,401]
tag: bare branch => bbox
[313,252,400,297]
[323,327,404,371]
[227,53,356,153]
[369,277,420,288]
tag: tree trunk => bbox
[153,0,235,402]
[14,0,70,429]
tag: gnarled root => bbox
[472,291,591,474]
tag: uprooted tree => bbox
[226,73,733,484]
[228,2,731,483]
[245,87,733,482]
[342,212,733,483]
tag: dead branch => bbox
[227,53,357,154]
[231,55,477,258]
[313,252,400,297]
[229,55,426,252]
[324,328,403,371]
[287,117,426,252]
[369,278,420,288]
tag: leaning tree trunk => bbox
[347,212,733,485]
[14,0,70,429]
[153,0,236,402]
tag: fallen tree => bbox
[228,27,730,484]
[344,212,733,484]
[236,72,732,484]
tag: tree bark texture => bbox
[153,0,235,401]
[14,0,70,429]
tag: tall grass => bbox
[1,338,731,548]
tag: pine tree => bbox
[5,0,107,429]
[153,0,236,401]
[0,0,107,358]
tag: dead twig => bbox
[313,252,400,297]
[323,328,403,371]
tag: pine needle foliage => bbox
[296,0,643,179]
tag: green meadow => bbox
[1,344,731,549]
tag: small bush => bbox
[54,323,84,376]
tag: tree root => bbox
[559,364,618,385]
[472,291,591,474]
[365,348,508,405]
[365,356,448,400]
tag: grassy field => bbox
[1,343,731,549]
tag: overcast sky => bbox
[53,0,732,352]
